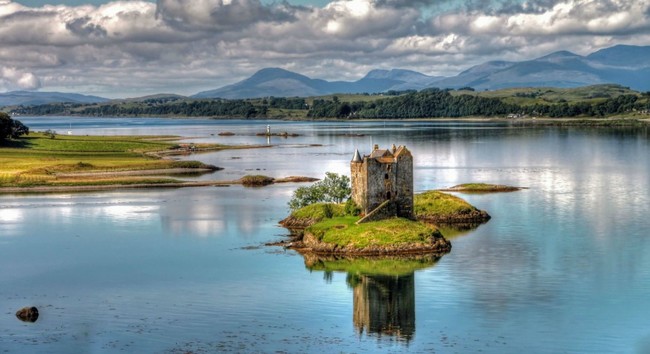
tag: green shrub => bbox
[288,172,351,210]
[344,198,361,216]
[240,175,274,186]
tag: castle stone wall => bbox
[350,145,413,219]
[395,153,414,218]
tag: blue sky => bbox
[1,0,648,97]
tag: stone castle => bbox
[351,144,414,222]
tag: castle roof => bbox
[351,145,411,165]
[393,145,412,158]
[369,149,392,159]
[351,149,362,162]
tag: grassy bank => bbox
[414,191,491,223]
[0,133,223,188]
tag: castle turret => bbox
[352,149,362,163]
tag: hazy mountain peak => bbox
[363,69,430,81]
[459,60,515,76]
[587,45,650,67]
[0,90,108,107]
[537,50,582,61]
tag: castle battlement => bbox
[351,144,414,220]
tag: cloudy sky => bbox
[1,0,649,98]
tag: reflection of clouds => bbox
[160,195,228,237]
[449,236,557,317]
[0,208,23,223]
[0,208,24,237]
[164,219,226,237]
[157,186,290,238]
[102,205,158,221]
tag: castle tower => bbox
[350,144,413,219]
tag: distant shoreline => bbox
[15,114,650,125]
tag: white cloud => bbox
[0,67,42,90]
[0,0,648,97]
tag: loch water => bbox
[1,118,650,353]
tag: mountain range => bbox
[2,44,649,105]
[0,91,108,107]
[193,45,650,99]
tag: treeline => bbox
[307,89,649,118]
[78,100,266,118]
[519,94,642,117]
[13,100,268,118]
[10,89,650,119]
[263,97,307,109]
[308,89,517,118]
[11,97,310,118]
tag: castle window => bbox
[384,173,389,180]
[386,191,391,199]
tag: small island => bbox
[277,145,491,256]
[438,183,525,193]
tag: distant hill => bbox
[0,91,108,107]
[434,45,650,91]
[193,45,650,99]
[109,93,187,103]
[192,68,443,99]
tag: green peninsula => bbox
[0,132,315,193]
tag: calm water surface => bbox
[2,117,650,353]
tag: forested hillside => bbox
[8,85,650,120]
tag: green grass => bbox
[454,183,493,190]
[414,191,478,217]
[240,175,275,186]
[307,216,439,249]
[291,202,346,220]
[8,133,177,152]
[443,183,521,192]
[49,177,181,186]
[452,84,643,106]
[0,133,218,188]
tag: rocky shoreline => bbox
[276,231,452,256]
[416,209,491,224]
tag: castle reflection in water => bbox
[351,274,415,341]
[304,253,445,343]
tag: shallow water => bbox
[2,118,650,353]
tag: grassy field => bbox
[449,84,644,105]
[439,183,523,193]
[0,133,219,187]
[291,202,346,220]
[307,216,439,249]
[414,190,479,216]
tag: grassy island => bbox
[414,190,491,223]
[438,183,524,193]
[278,190,491,255]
